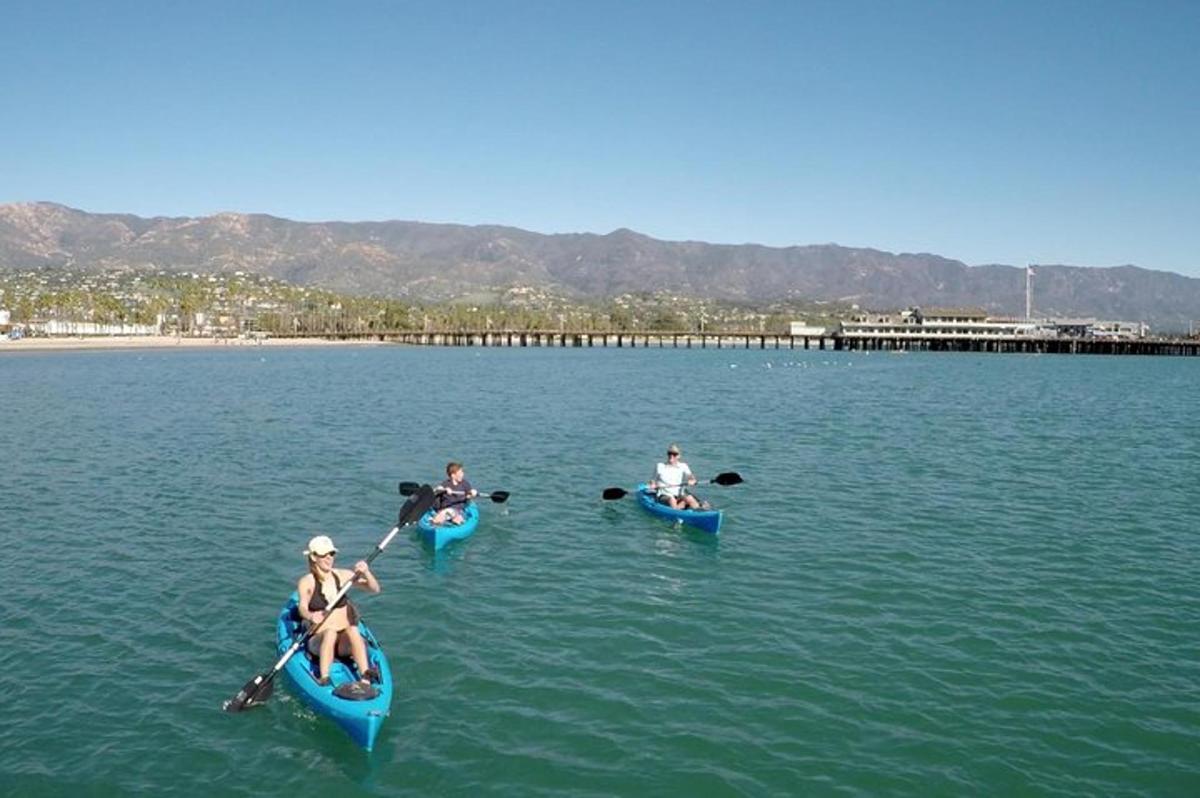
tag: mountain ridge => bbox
[2,202,1197,329]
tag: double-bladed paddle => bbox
[223,484,436,713]
[601,471,743,501]
[398,480,510,504]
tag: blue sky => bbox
[2,0,1197,276]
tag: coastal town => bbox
[0,266,845,340]
[2,266,1196,355]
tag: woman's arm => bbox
[297,575,323,624]
[350,562,381,594]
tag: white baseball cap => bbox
[304,535,338,557]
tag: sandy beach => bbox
[0,335,388,354]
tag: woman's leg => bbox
[317,629,338,683]
[341,626,371,678]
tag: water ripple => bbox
[1,349,1197,795]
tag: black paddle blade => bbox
[224,672,274,713]
[710,472,743,486]
[602,487,628,501]
[488,491,510,504]
[398,484,436,525]
[396,489,420,521]
[398,481,420,496]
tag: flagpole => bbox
[1025,265,1034,321]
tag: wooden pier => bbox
[272,329,1200,356]
[836,334,1200,356]
[377,331,836,350]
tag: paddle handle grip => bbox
[440,488,506,499]
[653,475,726,488]
[366,523,403,565]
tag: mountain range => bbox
[2,202,1197,330]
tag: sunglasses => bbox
[667,451,679,456]
[315,551,336,558]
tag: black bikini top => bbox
[307,571,346,613]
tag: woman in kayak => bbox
[648,444,709,510]
[297,535,381,686]
[430,461,478,525]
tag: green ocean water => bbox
[1,345,1197,797]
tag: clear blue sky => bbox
[2,0,1197,276]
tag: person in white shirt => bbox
[648,444,708,510]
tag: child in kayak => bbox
[430,461,478,525]
[648,444,710,510]
[296,535,381,686]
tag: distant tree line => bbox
[0,269,848,334]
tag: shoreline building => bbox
[788,320,829,337]
[31,319,161,336]
[837,307,1148,342]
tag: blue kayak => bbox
[275,592,393,752]
[635,483,723,535]
[416,502,480,551]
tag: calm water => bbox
[1,345,1197,796]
